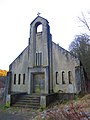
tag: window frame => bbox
[36,52,42,66]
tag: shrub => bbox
[45,103,90,120]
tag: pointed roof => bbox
[30,16,49,25]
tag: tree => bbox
[69,34,90,80]
[0,69,7,76]
[78,12,90,32]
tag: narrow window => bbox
[18,74,21,84]
[38,53,39,65]
[36,53,38,66]
[39,53,42,66]
[56,72,59,84]
[68,71,72,84]
[62,71,65,84]
[23,74,25,84]
[36,52,42,66]
[14,74,16,84]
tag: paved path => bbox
[0,111,29,120]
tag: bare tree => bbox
[78,12,90,32]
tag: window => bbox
[36,52,42,66]
[56,72,59,84]
[14,74,16,84]
[62,71,65,84]
[23,74,25,84]
[39,53,42,66]
[37,24,42,32]
[68,71,72,84]
[18,74,21,84]
[36,53,38,66]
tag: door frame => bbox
[28,67,49,94]
[32,72,45,94]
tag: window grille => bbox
[36,52,42,66]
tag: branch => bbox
[78,12,90,31]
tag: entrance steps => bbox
[12,94,40,109]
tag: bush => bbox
[45,103,90,120]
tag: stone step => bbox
[12,94,40,109]
[18,94,40,98]
[20,96,40,100]
[17,99,40,103]
[12,104,40,109]
[15,101,40,105]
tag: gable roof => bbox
[30,16,49,25]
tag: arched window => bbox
[62,71,65,84]
[37,24,42,32]
[68,71,72,84]
[35,22,43,33]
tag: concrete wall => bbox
[28,16,52,94]
[9,47,29,93]
[29,16,50,67]
[52,42,80,93]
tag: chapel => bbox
[7,16,86,107]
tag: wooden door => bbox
[33,73,45,94]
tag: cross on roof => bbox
[37,12,41,16]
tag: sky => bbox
[0,0,90,70]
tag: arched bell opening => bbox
[35,22,43,33]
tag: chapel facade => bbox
[7,16,86,105]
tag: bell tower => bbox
[29,16,51,67]
[28,16,53,94]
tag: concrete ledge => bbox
[8,93,76,108]
[40,93,57,107]
[40,93,75,107]
[57,93,75,101]
[10,92,27,105]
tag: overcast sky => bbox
[0,0,90,70]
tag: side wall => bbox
[52,42,80,93]
[9,47,29,93]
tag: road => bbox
[0,111,29,120]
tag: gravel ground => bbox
[0,102,39,120]
[0,111,28,120]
